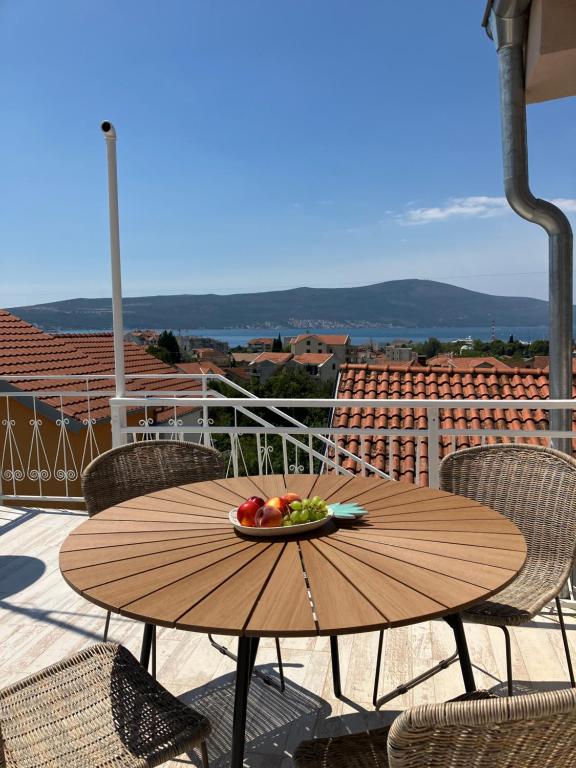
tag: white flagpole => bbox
[102,121,127,446]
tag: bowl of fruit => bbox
[229,492,333,537]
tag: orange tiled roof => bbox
[0,312,202,423]
[333,363,566,486]
[293,353,334,365]
[426,355,511,370]
[251,352,294,364]
[176,361,226,376]
[291,334,350,346]
[248,337,275,344]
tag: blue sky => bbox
[1,0,575,307]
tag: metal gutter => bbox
[484,0,574,453]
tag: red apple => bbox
[266,496,287,514]
[247,496,265,507]
[237,499,261,527]
[255,505,283,528]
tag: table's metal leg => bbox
[248,636,260,677]
[444,613,476,692]
[330,635,342,698]
[230,636,255,768]
[140,623,154,672]
[275,637,285,692]
[372,629,384,707]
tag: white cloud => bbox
[401,196,508,225]
[400,195,576,225]
[552,198,576,213]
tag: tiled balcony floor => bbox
[1,505,575,767]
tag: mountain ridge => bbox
[7,279,557,331]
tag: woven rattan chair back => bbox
[439,444,576,580]
[387,687,576,768]
[82,440,225,515]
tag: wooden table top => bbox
[60,474,527,637]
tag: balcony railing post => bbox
[110,401,128,448]
[428,406,440,489]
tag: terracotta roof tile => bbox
[293,353,334,365]
[251,352,294,364]
[333,363,574,485]
[0,313,202,423]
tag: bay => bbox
[176,325,550,347]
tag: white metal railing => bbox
[2,372,575,504]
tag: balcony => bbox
[1,373,576,766]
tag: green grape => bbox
[290,501,302,511]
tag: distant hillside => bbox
[8,279,554,331]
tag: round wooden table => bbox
[60,474,526,767]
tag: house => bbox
[0,313,205,503]
[247,337,275,352]
[332,362,567,486]
[248,352,294,383]
[384,345,417,363]
[175,361,226,378]
[191,347,230,367]
[290,334,352,365]
[426,355,511,371]
[231,352,260,365]
[292,353,337,382]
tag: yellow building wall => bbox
[0,397,143,508]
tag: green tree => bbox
[420,337,442,359]
[147,330,182,364]
[529,339,549,356]
[271,333,283,352]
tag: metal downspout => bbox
[488,1,573,453]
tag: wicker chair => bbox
[439,443,576,695]
[0,642,211,768]
[293,688,576,768]
[81,440,226,672]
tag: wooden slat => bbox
[70,519,224,535]
[308,539,447,628]
[327,534,516,590]
[305,474,355,502]
[373,508,503,522]
[96,507,229,524]
[367,528,526,550]
[211,476,265,499]
[246,542,317,636]
[333,530,527,571]
[334,482,441,506]
[121,543,271,625]
[118,493,228,517]
[299,540,388,634]
[365,497,489,514]
[59,531,236,569]
[282,474,319,499]
[178,480,249,507]
[177,545,283,633]
[318,538,490,608]
[249,475,287,499]
[374,519,517,533]
[62,538,243,590]
[81,541,259,610]
[60,527,231,552]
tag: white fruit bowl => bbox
[229,507,334,537]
